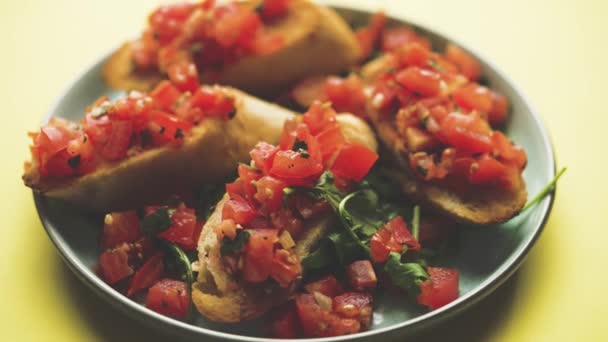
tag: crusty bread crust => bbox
[22,88,294,212]
[372,117,527,225]
[103,0,361,96]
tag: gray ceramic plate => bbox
[34,6,556,342]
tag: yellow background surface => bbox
[1,0,606,341]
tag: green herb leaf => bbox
[384,252,429,296]
[328,231,366,265]
[339,189,386,239]
[522,167,567,211]
[220,230,250,256]
[301,239,334,272]
[141,207,172,236]
[163,242,194,285]
[312,171,344,209]
[411,205,420,241]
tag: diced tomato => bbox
[146,279,190,319]
[417,267,459,310]
[468,154,509,185]
[296,294,362,337]
[270,208,303,238]
[488,91,509,126]
[356,12,387,60]
[270,249,301,287]
[302,102,338,136]
[252,31,285,55]
[305,276,345,297]
[181,86,236,121]
[167,61,199,92]
[443,44,481,81]
[271,125,324,185]
[101,211,142,250]
[395,66,442,97]
[148,3,195,44]
[346,260,377,290]
[315,126,346,162]
[158,206,199,250]
[323,75,367,118]
[238,164,263,201]
[150,81,182,110]
[370,215,419,263]
[250,142,278,174]
[254,175,287,212]
[127,253,164,297]
[382,28,431,53]
[397,42,432,68]
[271,303,302,338]
[291,76,327,108]
[222,194,258,225]
[436,112,492,154]
[329,143,378,182]
[242,229,278,283]
[453,83,493,113]
[289,194,331,220]
[99,120,133,161]
[333,292,373,330]
[98,244,134,285]
[491,131,527,169]
[260,0,290,20]
[212,6,261,50]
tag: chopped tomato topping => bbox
[356,12,387,60]
[330,143,378,182]
[382,28,431,53]
[323,75,368,118]
[417,267,459,310]
[222,194,257,225]
[98,244,134,285]
[370,215,420,263]
[443,44,481,81]
[146,279,190,319]
[157,206,200,250]
[395,66,442,97]
[259,0,290,20]
[100,211,142,250]
[305,276,345,297]
[128,253,165,297]
[346,260,377,290]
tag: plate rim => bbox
[34,5,558,341]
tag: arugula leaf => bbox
[328,232,366,264]
[339,189,386,239]
[312,171,344,209]
[220,230,250,256]
[384,252,429,296]
[412,205,420,241]
[522,167,567,211]
[301,239,334,272]
[163,242,194,285]
[140,207,172,236]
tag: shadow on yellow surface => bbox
[55,250,522,341]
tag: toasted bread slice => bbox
[371,116,527,225]
[23,88,294,212]
[103,0,361,96]
[192,113,377,322]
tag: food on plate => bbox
[23,78,295,212]
[289,15,528,224]
[191,102,379,322]
[103,0,361,96]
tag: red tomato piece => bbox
[355,12,387,60]
[436,112,493,154]
[270,149,323,186]
[453,83,493,113]
[296,294,361,337]
[252,31,285,55]
[127,253,165,297]
[386,215,421,251]
[158,206,199,250]
[397,42,432,67]
[101,211,142,250]
[255,175,287,213]
[382,28,431,53]
[370,215,419,263]
[289,194,331,220]
[271,303,302,338]
[302,102,338,136]
[260,0,290,20]
[150,80,182,110]
[491,131,527,170]
[238,164,263,201]
[329,143,378,182]
[323,75,367,118]
[395,66,442,97]
[242,229,278,283]
[148,3,194,45]
[222,194,257,225]
[315,126,346,162]
[270,249,302,287]
[333,292,373,330]
[417,267,459,310]
[444,44,481,81]
[250,142,278,174]
[346,260,377,290]
[468,154,509,185]
[99,120,133,161]
[146,279,190,319]
[304,275,345,297]
[488,91,509,126]
[167,61,199,93]
[98,244,134,285]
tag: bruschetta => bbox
[103,0,361,96]
[192,103,379,322]
[23,80,295,212]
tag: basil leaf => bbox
[220,230,250,256]
[384,252,429,296]
[141,207,172,235]
[163,242,194,285]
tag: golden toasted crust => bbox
[192,114,377,322]
[103,0,361,95]
[371,115,527,225]
[22,89,294,212]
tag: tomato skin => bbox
[302,102,338,136]
[167,61,199,93]
[250,142,278,174]
[488,91,509,126]
[370,215,419,263]
[453,83,493,113]
[271,303,302,338]
[346,260,377,290]
[382,28,431,53]
[260,0,290,20]
[255,175,287,213]
[270,208,303,238]
[270,249,302,287]
[304,276,345,297]
[127,253,164,297]
[436,112,493,154]
[99,244,134,285]
[468,154,509,185]
[270,149,323,186]
[242,229,278,283]
[356,12,387,60]
[417,267,459,310]
[222,194,257,225]
[330,143,378,182]
[99,120,133,161]
[150,81,182,110]
[333,292,373,330]
[323,75,367,118]
[491,131,527,169]
[146,279,190,319]
[315,126,346,162]
[444,44,481,81]
[101,211,142,250]
[295,293,365,337]
[398,42,432,67]
[395,66,442,97]
[157,206,200,250]
[238,164,263,201]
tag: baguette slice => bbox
[103,0,361,96]
[23,88,294,212]
[371,114,527,225]
[192,113,377,322]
